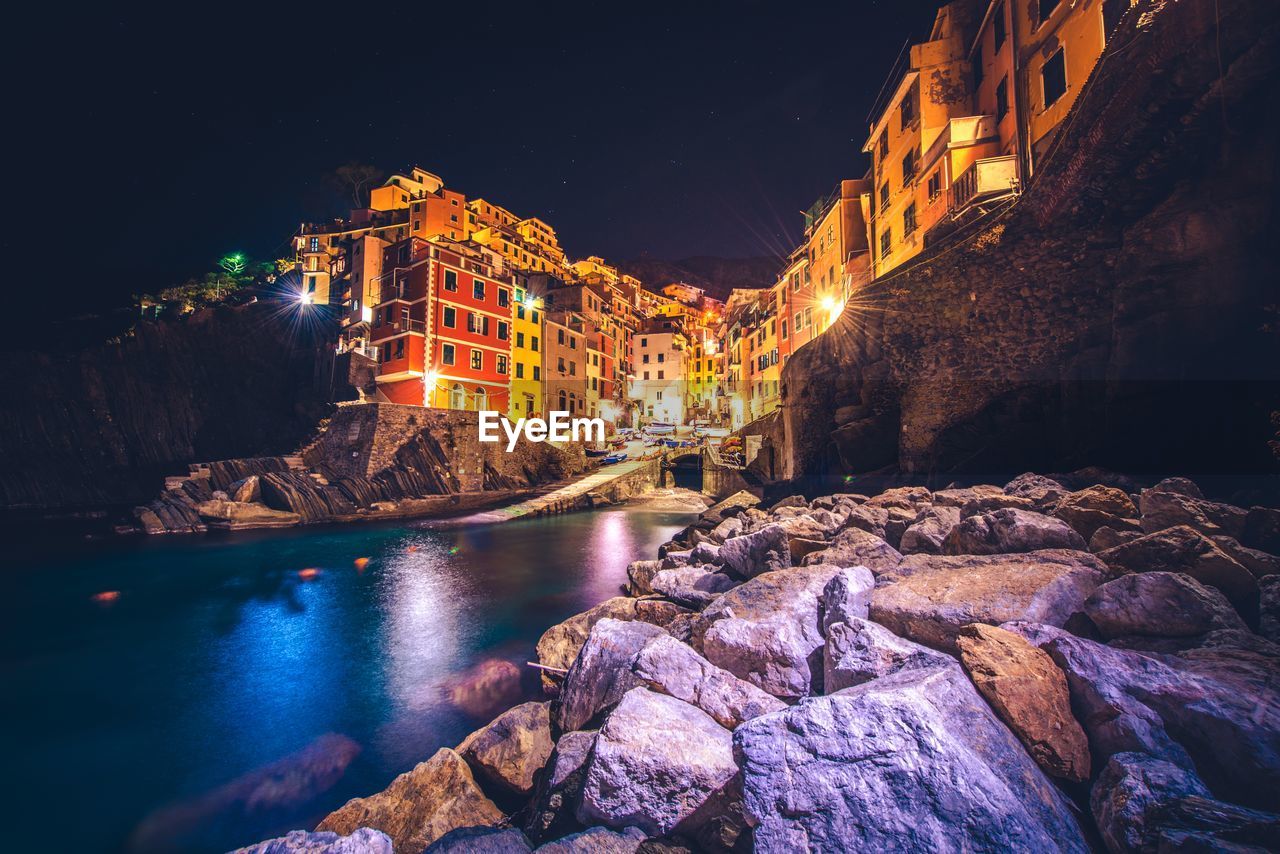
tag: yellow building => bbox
[509,281,544,419]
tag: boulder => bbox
[865,486,931,511]
[956,624,1090,782]
[648,566,737,609]
[691,564,845,699]
[958,494,1037,517]
[1139,489,1248,539]
[1090,751,1280,854]
[578,688,737,838]
[660,550,693,569]
[689,542,722,566]
[735,665,1090,853]
[631,634,786,729]
[556,618,668,733]
[525,730,596,844]
[708,517,744,544]
[942,508,1086,555]
[457,702,554,796]
[787,536,828,564]
[228,475,262,504]
[1263,576,1280,644]
[1213,535,1280,578]
[870,550,1108,652]
[1149,477,1205,499]
[800,527,903,574]
[818,566,875,632]
[424,826,532,853]
[823,617,954,693]
[881,506,918,549]
[626,561,663,596]
[445,659,524,719]
[1083,572,1246,639]
[898,506,960,555]
[536,597,682,690]
[769,494,808,512]
[716,523,790,578]
[837,503,889,538]
[1004,622,1280,811]
[231,828,393,854]
[930,484,1006,508]
[535,826,646,853]
[1088,526,1139,552]
[771,514,830,542]
[1243,506,1280,554]
[316,748,503,853]
[1055,485,1141,541]
[1095,525,1260,624]
[195,499,302,528]
[1004,472,1069,510]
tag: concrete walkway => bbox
[431,456,657,527]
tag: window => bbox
[558,390,567,410]
[558,357,566,372]
[471,349,483,370]
[640,337,648,347]
[516,331,525,347]
[657,353,665,363]
[557,329,565,345]
[993,1,1006,49]
[532,310,540,323]
[517,304,526,320]
[443,306,456,328]
[497,355,508,375]
[394,338,405,360]
[901,149,917,185]
[473,279,486,300]
[803,307,812,328]
[497,321,509,341]
[656,391,663,401]
[531,336,539,352]
[794,311,804,331]
[877,133,888,161]
[1042,49,1067,107]
[532,366,540,380]
[900,90,915,129]
[927,170,942,201]
[442,343,456,365]
[879,183,890,212]
[450,383,465,410]
[657,371,664,380]
[1038,0,1060,25]
[903,203,917,236]
[642,353,650,364]
[880,228,892,258]
[996,76,1009,122]
[474,387,487,411]
[568,362,576,376]
[516,363,525,378]
[644,371,650,380]
[444,270,458,291]
[498,289,510,307]
[307,237,320,252]
[973,51,984,91]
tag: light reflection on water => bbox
[1,507,694,853]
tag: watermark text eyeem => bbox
[478,410,605,452]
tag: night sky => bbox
[15,1,943,311]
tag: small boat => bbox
[585,447,610,458]
[602,452,628,464]
[645,423,676,436]
[662,438,697,448]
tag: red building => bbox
[369,237,514,410]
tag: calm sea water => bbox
[0,508,694,853]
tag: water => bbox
[0,507,695,853]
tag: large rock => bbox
[578,688,737,838]
[649,566,738,609]
[736,665,1090,853]
[231,828,393,854]
[556,618,667,733]
[1083,571,1246,639]
[942,508,1087,555]
[1005,622,1280,811]
[708,516,744,544]
[631,634,786,729]
[1096,525,1260,624]
[800,526,903,574]
[691,564,844,699]
[930,484,1006,508]
[819,566,875,631]
[864,485,932,511]
[1139,489,1248,538]
[837,503,890,538]
[525,730,596,844]
[870,550,1108,652]
[1213,535,1280,578]
[227,475,262,504]
[956,623,1090,782]
[898,505,960,555]
[1243,506,1280,554]
[445,659,524,719]
[1055,485,1141,541]
[1090,752,1280,854]
[716,523,790,578]
[316,748,503,853]
[195,499,302,528]
[457,701,554,796]
[424,826,532,853]
[1004,472,1068,510]
[1263,576,1280,644]
[536,597,682,690]
[625,560,663,596]
[535,826,645,853]
[823,617,954,693]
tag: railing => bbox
[372,319,425,335]
[949,155,1019,211]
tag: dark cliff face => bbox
[616,256,779,300]
[781,0,1280,486]
[0,302,342,510]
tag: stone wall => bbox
[781,0,1280,485]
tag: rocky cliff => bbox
[781,0,1280,484]
[0,302,346,511]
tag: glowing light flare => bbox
[354,557,370,571]
[297,568,321,580]
[91,590,121,604]
[298,292,313,306]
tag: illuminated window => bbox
[497,355,508,375]
[471,349,483,370]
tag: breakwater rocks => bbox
[239,473,1280,853]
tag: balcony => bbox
[949,155,1019,211]
[370,319,425,342]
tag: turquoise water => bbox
[0,509,693,853]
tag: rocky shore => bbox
[237,472,1280,853]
